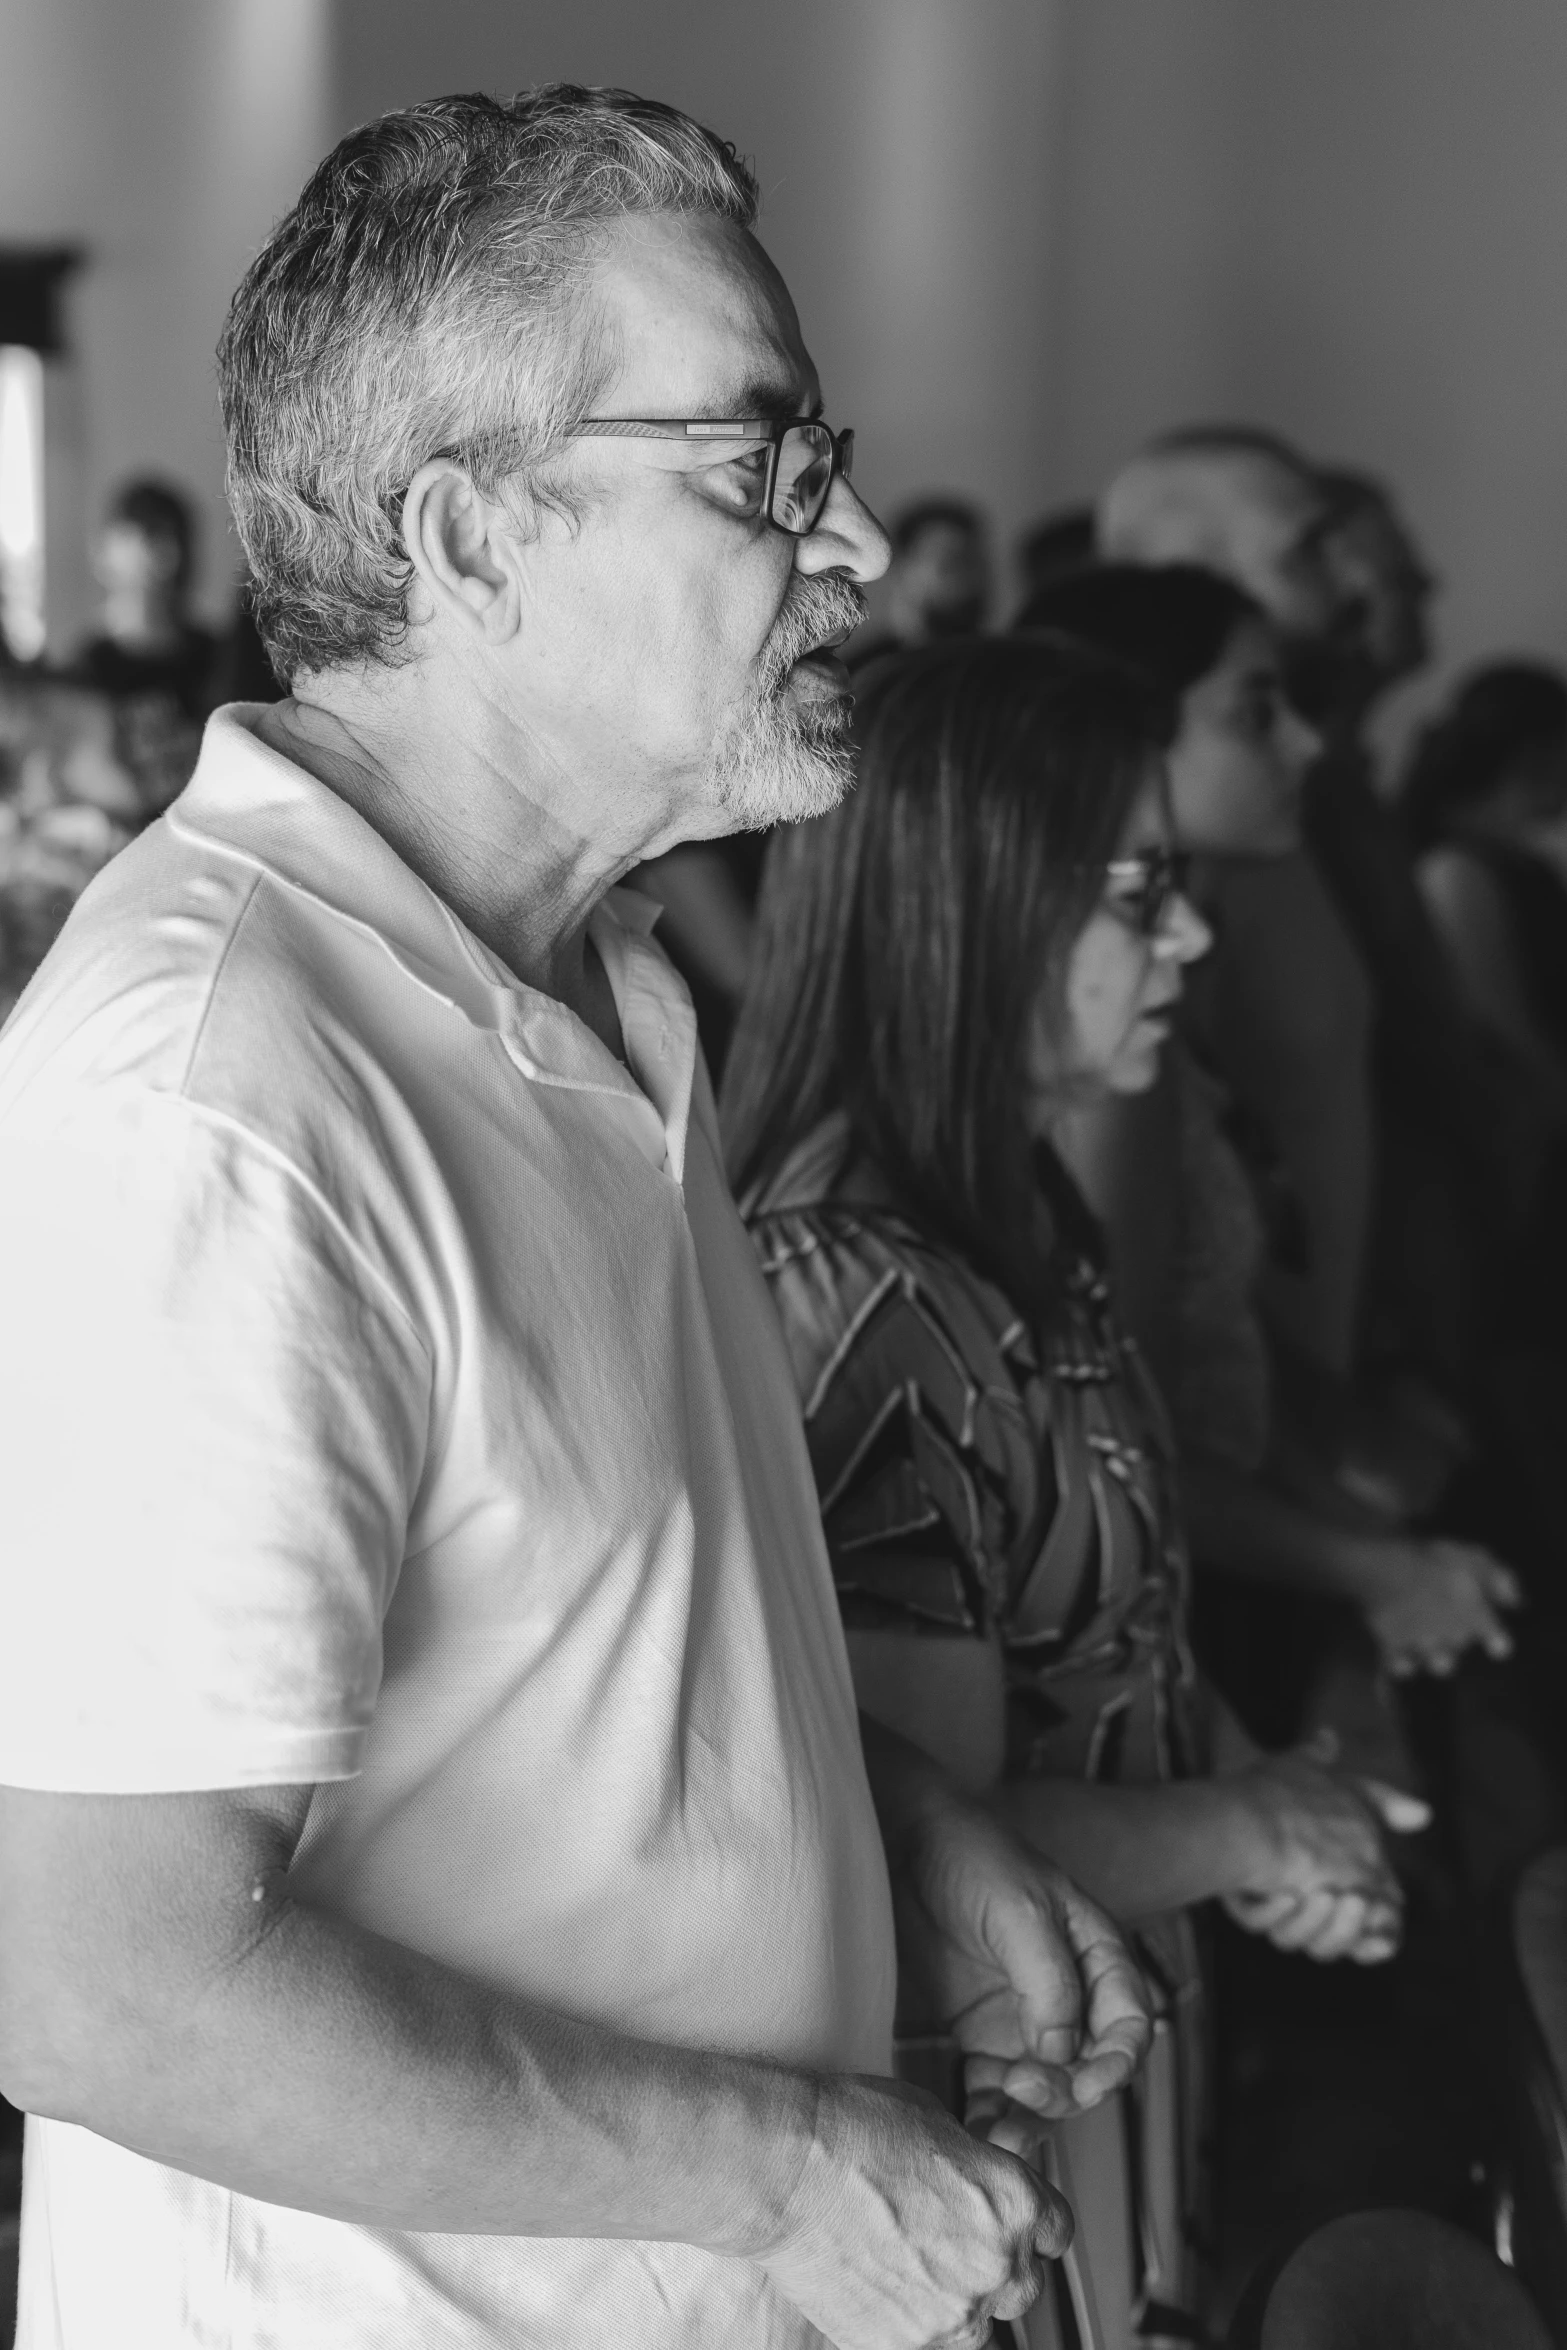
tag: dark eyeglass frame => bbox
[573,416,855,538]
[1102,847,1191,940]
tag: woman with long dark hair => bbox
[722,636,1407,2344]
[1017,566,1517,1711]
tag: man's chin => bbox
[714,724,854,829]
[727,751,852,830]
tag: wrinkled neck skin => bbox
[255,653,669,1034]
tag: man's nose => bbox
[793,474,891,587]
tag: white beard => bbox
[705,575,866,829]
[709,677,855,828]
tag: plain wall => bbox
[331,0,1068,577]
[7,0,1567,675]
[1049,0,1567,693]
[0,0,329,641]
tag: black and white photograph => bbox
[3,5,1567,2345]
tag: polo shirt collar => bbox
[169,707,698,1182]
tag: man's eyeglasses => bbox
[1102,847,1191,940]
[573,416,855,538]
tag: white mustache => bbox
[761,576,868,695]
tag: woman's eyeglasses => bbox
[573,416,855,538]
[1102,847,1191,940]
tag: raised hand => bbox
[1365,1538,1521,1679]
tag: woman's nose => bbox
[1285,705,1324,773]
[1159,893,1213,965]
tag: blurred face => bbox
[1225,460,1343,645]
[1323,497,1435,683]
[896,519,990,638]
[1168,619,1321,857]
[94,522,181,599]
[479,210,890,844]
[1026,770,1212,1123]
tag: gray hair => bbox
[219,87,759,682]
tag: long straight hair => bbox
[720,635,1173,1313]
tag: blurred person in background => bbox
[1304,468,1436,736]
[1292,465,1504,1434]
[1098,428,1380,1442]
[70,476,219,817]
[1014,505,1096,609]
[723,635,1424,2349]
[1016,565,1519,1766]
[1403,662,1567,1374]
[1100,437,1561,1880]
[0,86,1153,2350]
[1404,662,1567,1122]
[848,493,992,666]
[1099,428,1350,669]
[0,673,139,1023]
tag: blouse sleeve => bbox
[750,1208,1049,1637]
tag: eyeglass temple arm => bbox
[575,419,776,441]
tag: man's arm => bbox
[0,1780,1066,2350]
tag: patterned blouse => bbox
[745,1122,1201,1794]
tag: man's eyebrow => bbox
[689,377,823,422]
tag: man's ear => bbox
[401,459,522,646]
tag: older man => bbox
[1099,425,1347,657]
[0,88,1146,2350]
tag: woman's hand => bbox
[892,1786,1153,2119]
[1224,1735,1430,1962]
[1361,1538,1521,1679]
[857,1714,1151,2118]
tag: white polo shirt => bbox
[0,708,896,2350]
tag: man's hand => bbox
[889,1776,1152,2121]
[755,2072,1069,2350]
[1364,1538,1521,1679]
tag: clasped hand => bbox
[756,1786,1150,2350]
[1224,1730,1429,1963]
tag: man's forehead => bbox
[586,211,819,417]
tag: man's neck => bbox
[252,691,630,1054]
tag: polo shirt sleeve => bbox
[0,1084,431,1792]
